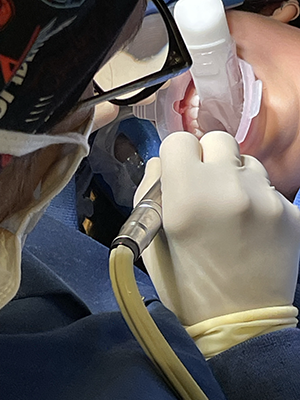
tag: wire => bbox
[109,244,209,400]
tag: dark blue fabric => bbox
[45,176,79,230]
[25,213,158,314]
[208,328,300,400]
[1,189,300,399]
[0,215,225,400]
[293,190,300,326]
[118,117,161,162]
[293,188,300,210]
[0,258,223,400]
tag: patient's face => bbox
[227,11,300,199]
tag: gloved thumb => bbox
[134,157,161,207]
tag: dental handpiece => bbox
[111,179,162,261]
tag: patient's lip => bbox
[238,110,264,154]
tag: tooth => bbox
[186,106,199,121]
[194,128,204,139]
[190,119,199,129]
[190,94,200,107]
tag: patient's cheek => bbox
[227,11,281,62]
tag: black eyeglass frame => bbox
[76,0,192,110]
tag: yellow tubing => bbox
[109,244,209,400]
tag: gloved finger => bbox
[200,131,242,166]
[134,157,161,207]
[241,154,270,181]
[159,132,201,209]
[160,131,201,174]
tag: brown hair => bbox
[236,1,284,13]
[237,0,282,13]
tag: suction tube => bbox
[109,245,210,400]
[110,181,210,399]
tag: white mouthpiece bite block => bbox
[174,0,230,48]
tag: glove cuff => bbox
[185,306,298,359]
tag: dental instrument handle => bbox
[111,179,162,261]
[174,0,243,135]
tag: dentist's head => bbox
[0,0,147,309]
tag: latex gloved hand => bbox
[134,131,300,358]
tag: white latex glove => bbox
[134,131,300,358]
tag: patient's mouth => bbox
[174,77,243,140]
[173,77,233,140]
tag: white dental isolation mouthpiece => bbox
[174,0,230,48]
[174,0,244,136]
[134,0,263,144]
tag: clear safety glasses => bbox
[77,0,192,110]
